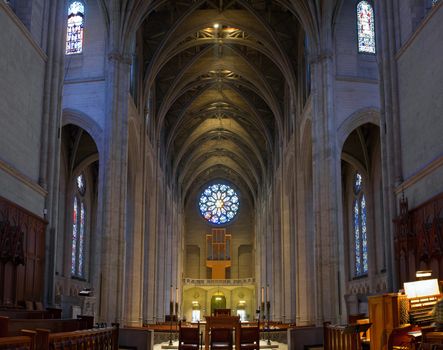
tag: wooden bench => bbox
[0,316,94,337]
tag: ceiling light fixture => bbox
[213,23,220,29]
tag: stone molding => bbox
[107,50,132,65]
[337,107,380,150]
[62,109,104,153]
[0,158,47,197]
[395,154,443,194]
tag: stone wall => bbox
[397,6,443,207]
[62,0,107,129]
[0,3,46,216]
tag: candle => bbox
[170,285,173,303]
[261,287,264,304]
[266,285,269,303]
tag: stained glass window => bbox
[199,184,239,225]
[71,197,78,275]
[76,173,86,195]
[66,1,84,55]
[71,175,86,277]
[353,172,368,276]
[357,1,376,54]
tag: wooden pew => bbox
[0,316,94,337]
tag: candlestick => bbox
[176,288,179,309]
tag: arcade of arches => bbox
[0,0,442,332]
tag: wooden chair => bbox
[387,324,415,350]
[238,325,260,350]
[210,328,233,350]
[178,321,200,350]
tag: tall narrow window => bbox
[353,172,368,276]
[357,1,376,54]
[66,1,84,55]
[72,173,86,277]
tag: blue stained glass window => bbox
[78,202,85,276]
[357,1,376,54]
[361,194,368,273]
[354,199,361,275]
[71,175,86,278]
[71,197,78,275]
[66,1,84,55]
[353,172,368,276]
[199,184,239,225]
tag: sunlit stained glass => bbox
[199,184,239,224]
[354,199,361,275]
[361,194,368,273]
[78,202,85,277]
[66,1,84,55]
[354,172,362,194]
[353,172,368,276]
[71,197,78,275]
[357,1,376,54]
[77,173,86,196]
[72,175,86,278]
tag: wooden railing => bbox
[0,316,94,337]
[0,334,35,350]
[38,325,119,350]
[0,308,62,320]
[323,322,360,350]
[0,325,119,350]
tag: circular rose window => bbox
[199,184,239,224]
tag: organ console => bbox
[368,279,442,350]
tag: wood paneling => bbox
[0,196,46,306]
[394,192,443,287]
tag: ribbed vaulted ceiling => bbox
[140,0,303,204]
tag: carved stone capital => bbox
[107,50,132,65]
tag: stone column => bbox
[97,51,131,323]
[123,154,144,326]
[40,0,67,307]
[374,0,403,293]
[310,50,341,324]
